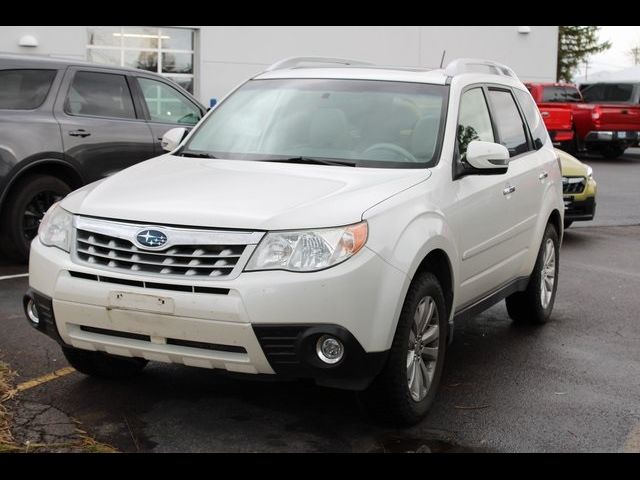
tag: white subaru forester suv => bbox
[26,57,563,425]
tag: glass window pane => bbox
[162,52,193,74]
[165,76,194,94]
[87,48,120,66]
[0,69,57,110]
[124,51,158,72]
[138,77,200,125]
[121,26,159,49]
[161,28,193,51]
[488,90,529,157]
[457,88,495,157]
[515,89,547,149]
[66,71,135,119]
[87,26,120,47]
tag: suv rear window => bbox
[0,69,57,110]
[542,86,582,102]
[582,83,634,103]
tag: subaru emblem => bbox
[135,229,168,249]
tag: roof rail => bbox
[444,58,518,79]
[265,56,373,72]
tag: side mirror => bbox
[465,140,509,173]
[161,127,188,152]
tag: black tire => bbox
[600,145,625,159]
[506,223,559,325]
[563,220,573,229]
[359,272,448,426]
[62,346,148,379]
[0,174,71,262]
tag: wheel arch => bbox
[0,159,84,214]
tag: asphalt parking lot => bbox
[1,150,639,453]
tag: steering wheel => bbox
[363,143,419,163]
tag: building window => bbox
[86,26,195,94]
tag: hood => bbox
[62,155,431,230]
[555,149,588,177]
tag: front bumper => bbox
[27,238,407,390]
[563,176,597,222]
[564,196,596,222]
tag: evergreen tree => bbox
[557,26,611,82]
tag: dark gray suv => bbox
[0,53,206,261]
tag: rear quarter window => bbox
[0,69,57,109]
[514,88,548,149]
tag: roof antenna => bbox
[439,50,446,68]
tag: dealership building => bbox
[0,26,559,104]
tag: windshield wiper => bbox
[262,156,356,167]
[179,150,217,159]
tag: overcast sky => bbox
[573,26,640,79]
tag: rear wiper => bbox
[178,150,217,159]
[263,156,356,167]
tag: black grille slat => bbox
[562,176,586,194]
[68,271,230,296]
[78,326,245,354]
[75,228,246,278]
[253,326,307,367]
[165,338,246,353]
[80,325,150,341]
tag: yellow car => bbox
[555,148,597,229]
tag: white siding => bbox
[0,26,558,104]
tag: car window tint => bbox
[488,89,529,157]
[457,88,494,158]
[582,83,634,103]
[514,88,547,149]
[542,86,582,102]
[0,69,57,110]
[138,77,201,125]
[66,71,135,119]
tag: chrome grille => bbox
[72,217,264,279]
[562,176,586,194]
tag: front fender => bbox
[362,184,460,342]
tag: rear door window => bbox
[65,71,136,119]
[0,69,57,109]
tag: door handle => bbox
[69,129,91,138]
[503,185,516,195]
[539,170,549,180]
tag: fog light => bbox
[26,298,39,326]
[316,335,344,364]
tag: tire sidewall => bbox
[3,175,71,259]
[531,224,560,321]
[396,273,448,419]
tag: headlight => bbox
[585,164,593,179]
[38,203,73,252]
[245,222,368,272]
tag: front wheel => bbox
[0,174,71,262]
[506,223,559,325]
[359,272,447,426]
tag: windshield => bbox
[183,78,448,168]
[542,85,582,103]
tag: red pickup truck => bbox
[525,82,640,158]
